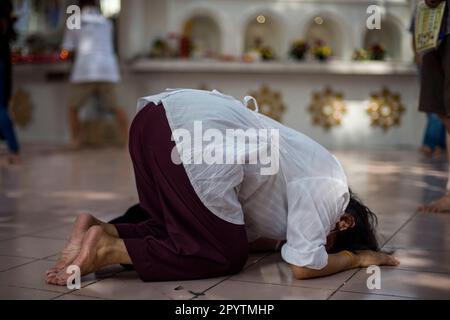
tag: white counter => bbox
[130,59,417,76]
[12,60,423,148]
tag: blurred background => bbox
[4,0,421,152]
[3,0,450,302]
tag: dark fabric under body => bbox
[114,103,249,282]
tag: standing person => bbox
[46,89,398,285]
[62,0,128,148]
[0,0,20,164]
[410,1,447,158]
[418,0,450,212]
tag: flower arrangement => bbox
[352,48,369,61]
[312,40,332,62]
[242,51,261,62]
[149,38,170,58]
[289,39,309,61]
[368,43,386,61]
[258,46,275,61]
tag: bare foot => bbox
[46,213,98,276]
[7,154,21,165]
[419,146,433,157]
[419,194,450,213]
[47,226,116,286]
[433,147,444,158]
[66,140,82,150]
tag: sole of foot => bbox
[419,195,450,214]
[46,213,98,276]
[48,226,109,286]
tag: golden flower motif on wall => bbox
[308,87,347,130]
[367,88,405,131]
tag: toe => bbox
[55,274,70,287]
[46,267,59,275]
[46,275,58,285]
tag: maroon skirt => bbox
[114,103,249,282]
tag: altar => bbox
[10,0,422,148]
[128,59,420,148]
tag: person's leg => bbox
[0,61,20,161]
[421,113,437,155]
[429,114,445,149]
[67,83,93,148]
[47,204,157,280]
[441,34,450,185]
[98,83,128,144]
[429,114,447,156]
[108,204,149,271]
[432,119,448,156]
[0,104,19,154]
[421,116,450,213]
[67,108,80,147]
[418,36,450,212]
[426,36,450,212]
[114,108,129,144]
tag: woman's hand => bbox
[425,0,443,8]
[355,250,400,268]
[290,250,399,280]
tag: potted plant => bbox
[312,40,332,62]
[258,46,275,61]
[352,48,369,61]
[290,39,309,61]
[149,38,169,58]
[368,43,386,61]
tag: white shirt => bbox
[62,7,120,83]
[137,89,350,270]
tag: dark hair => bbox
[328,190,380,253]
[79,0,99,9]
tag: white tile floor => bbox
[1,147,450,300]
